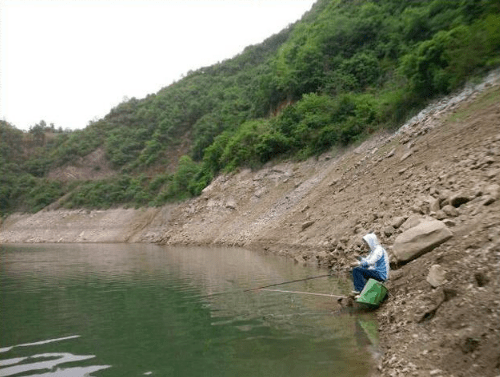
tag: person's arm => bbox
[360,247,383,268]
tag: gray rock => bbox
[427,264,447,287]
[485,183,499,199]
[329,178,339,187]
[393,220,453,262]
[429,187,440,196]
[400,215,425,231]
[400,151,413,162]
[383,226,395,237]
[486,168,499,180]
[483,195,496,206]
[442,219,456,227]
[442,205,459,217]
[254,187,267,198]
[398,167,408,175]
[226,199,237,210]
[301,220,315,231]
[391,216,406,229]
[429,198,441,212]
[435,210,447,220]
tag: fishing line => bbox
[197,273,332,299]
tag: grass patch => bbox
[447,86,500,123]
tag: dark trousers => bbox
[352,267,385,292]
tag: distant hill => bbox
[1,0,499,215]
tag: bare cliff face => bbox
[1,72,500,376]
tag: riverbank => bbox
[1,71,500,376]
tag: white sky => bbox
[0,0,316,131]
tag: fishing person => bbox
[350,233,389,295]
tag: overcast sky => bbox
[0,0,316,131]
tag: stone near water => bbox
[427,265,447,287]
[393,220,453,262]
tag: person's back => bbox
[351,233,389,294]
[361,233,389,280]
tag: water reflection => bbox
[0,244,377,377]
[0,336,109,377]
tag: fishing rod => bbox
[260,288,346,299]
[198,273,332,299]
[242,273,332,292]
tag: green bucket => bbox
[356,278,387,308]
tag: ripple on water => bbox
[0,336,110,377]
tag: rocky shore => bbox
[1,71,500,376]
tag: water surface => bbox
[0,244,377,376]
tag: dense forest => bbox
[1,0,500,215]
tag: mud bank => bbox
[0,206,174,243]
[2,71,500,376]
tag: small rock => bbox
[386,148,396,158]
[391,216,406,229]
[483,195,496,206]
[384,226,395,237]
[481,155,495,166]
[429,187,440,196]
[486,168,499,179]
[294,255,306,264]
[400,215,424,230]
[485,183,500,198]
[429,198,441,212]
[400,151,413,162]
[390,270,404,280]
[427,264,447,288]
[474,272,489,287]
[301,220,315,231]
[435,210,447,220]
[442,219,456,227]
[442,205,459,217]
[329,179,339,187]
[226,199,237,210]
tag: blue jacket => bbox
[359,233,390,280]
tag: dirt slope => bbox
[1,71,499,376]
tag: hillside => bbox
[1,0,500,215]
[2,67,500,376]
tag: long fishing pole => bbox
[198,273,332,299]
[260,288,346,299]
[242,273,332,292]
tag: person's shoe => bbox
[349,290,360,298]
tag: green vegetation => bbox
[1,0,499,215]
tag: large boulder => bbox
[393,220,453,262]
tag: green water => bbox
[0,244,377,376]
